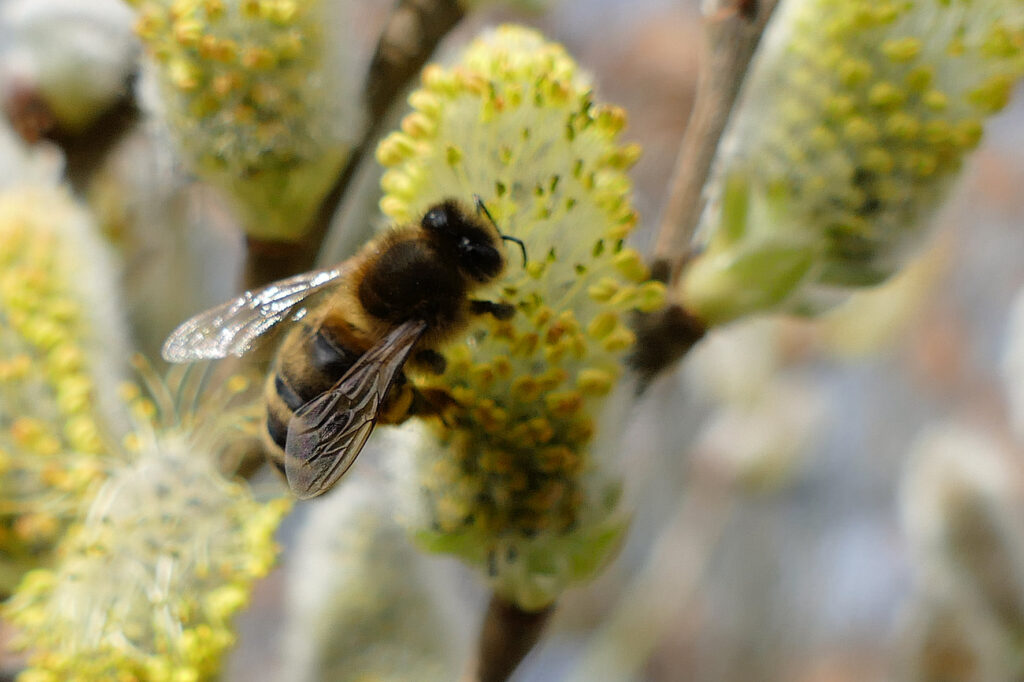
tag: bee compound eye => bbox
[463,244,503,281]
[421,207,448,232]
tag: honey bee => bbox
[162,198,525,499]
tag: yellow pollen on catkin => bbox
[681,0,1024,325]
[379,25,646,609]
[6,449,290,681]
[127,0,353,241]
[0,186,124,581]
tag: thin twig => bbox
[364,0,466,122]
[463,595,554,682]
[243,0,466,288]
[630,0,779,386]
[651,0,779,275]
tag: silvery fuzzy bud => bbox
[902,422,1024,640]
[282,464,466,682]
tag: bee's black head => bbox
[422,199,505,282]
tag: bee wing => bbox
[283,319,428,499]
[161,266,347,362]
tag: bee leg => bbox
[470,299,515,320]
[409,387,460,428]
[380,382,416,424]
[487,548,498,577]
[412,348,447,375]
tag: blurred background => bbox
[1,0,1023,681]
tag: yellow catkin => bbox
[128,0,355,240]
[0,186,128,584]
[379,25,646,609]
[682,0,1024,325]
[6,448,290,681]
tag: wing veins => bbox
[283,320,428,498]
[161,265,346,362]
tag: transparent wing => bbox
[283,319,428,499]
[161,265,347,362]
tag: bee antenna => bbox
[473,194,528,268]
[501,234,528,268]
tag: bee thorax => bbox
[357,238,467,327]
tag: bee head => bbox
[422,200,505,282]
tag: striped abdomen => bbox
[262,322,362,474]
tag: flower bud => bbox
[282,465,463,682]
[902,422,1024,638]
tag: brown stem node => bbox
[629,303,707,391]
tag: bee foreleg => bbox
[380,382,416,424]
[469,299,515,320]
[412,348,447,375]
[408,387,461,428]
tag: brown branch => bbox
[651,0,779,273]
[463,595,554,682]
[630,0,779,387]
[364,0,466,122]
[243,0,466,289]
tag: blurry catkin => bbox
[0,182,131,586]
[685,319,826,493]
[129,0,360,241]
[283,466,461,682]
[682,0,1024,325]
[6,426,290,681]
[902,423,1024,643]
[0,0,138,133]
[694,375,826,493]
[378,24,661,609]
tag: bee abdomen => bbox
[262,387,290,476]
[265,403,290,453]
[279,328,359,402]
[311,329,355,377]
[274,374,304,411]
[263,325,360,456]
